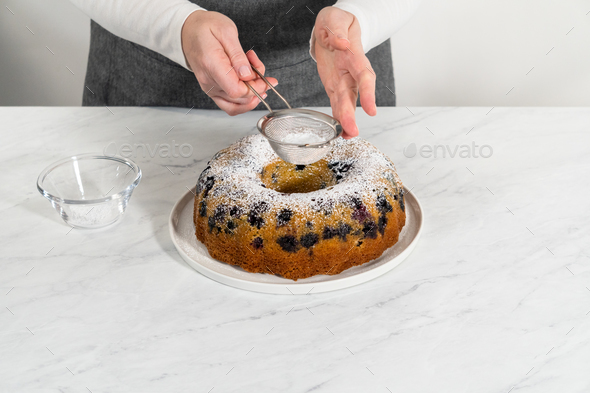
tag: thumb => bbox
[317,8,354,51]
[325,25,350,51]
[217,33,253,81]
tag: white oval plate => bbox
[169,187,423,294]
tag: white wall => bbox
[1,0,589,106]
[390,0,590,106]
[0,0,90,106]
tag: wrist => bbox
[181,10,207,70]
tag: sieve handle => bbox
[244,80,273,112]
[244,64,292,112]
[250,66,292,110]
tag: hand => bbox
[181,10,277,116]
[314,7,377,139]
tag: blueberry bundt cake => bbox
[194,134,406,281]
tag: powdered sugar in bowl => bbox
[37,154,142,228]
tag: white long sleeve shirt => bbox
[70,0,421,70]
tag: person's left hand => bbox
[314,7,377,139]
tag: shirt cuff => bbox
[309,26,318,62]
[170,4,206,70]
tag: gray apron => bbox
[82,0,395,108]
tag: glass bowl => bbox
[37,154,142,228]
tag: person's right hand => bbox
[181,10,276,116]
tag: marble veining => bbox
[1,107,589,392]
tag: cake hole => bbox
[261,158,337,194]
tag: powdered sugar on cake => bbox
[197,134,404,215]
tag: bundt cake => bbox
[194,134,405,280]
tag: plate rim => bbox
[169,186,423,294]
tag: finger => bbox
[241,73,278,100]
[317,8,354,51]
[210,84,268,105]
[198,82,243,103]
[213,28,255,82]
[205,43,251,100]
[200,45,276,103]
[246,49,265,75]
[339,106,359,139]
[199,31,250,99]
[244,78,273,98]
[324,25,351,51]
[206,51,275,102]
[213,95,262,116]
[248,76,277,100]
[214,95,260,116]
[246,50,280,91]
[333,81,359,139]
[341,51,376,116]
[204,76,273,104]
[357,67,377,116]
[263,76,278,87]
[216,91,266,105]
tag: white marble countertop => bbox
[1,107,589,392]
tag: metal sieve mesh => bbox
[263,116,335,143]
[244,64,343,164]
[257,109,342,165]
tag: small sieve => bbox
[244,66,342,165]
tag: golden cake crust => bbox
[194,134,406,281]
